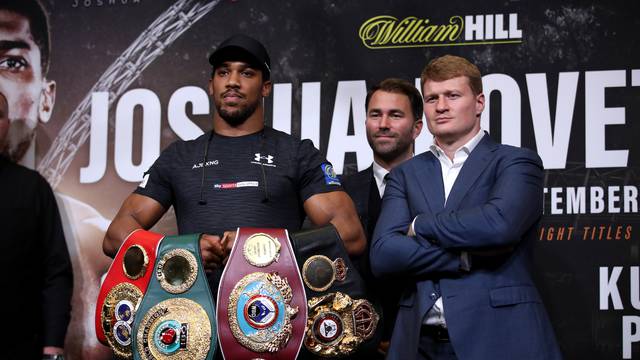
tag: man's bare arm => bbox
[102,193,167,257]
[303,191,366,256]
[103,193,227,270]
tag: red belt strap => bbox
[95,229,163,358]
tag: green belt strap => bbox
[132,233,217,360]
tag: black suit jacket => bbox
[341,166,380,241]
[342,165,401,341]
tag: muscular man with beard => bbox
[103,35,366,299]
[341,78,424,356]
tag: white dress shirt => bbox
[421,130,485,327]
[372,161,390,198]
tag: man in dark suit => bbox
[343,78,424,241]
[370,55,562,359]
[341,78,424,355]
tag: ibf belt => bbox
[131,234,217,360]
[217,228,307,360]
[290,225,381,357]
[95,229,163,359]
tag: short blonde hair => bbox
[420,55,482,95]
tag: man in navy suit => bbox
[342,78,424,355]
[370,55,562,359]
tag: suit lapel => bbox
[367,169,382,238]
[368,169,381,214]
[353,166,382,240]
[445,133,498,210]
[347,166,372,209]
[413,152,445,213]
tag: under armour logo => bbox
[254,153,274,164]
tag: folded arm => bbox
[304,190,367,256]
[414,150,544,250]
[370,170,462,279]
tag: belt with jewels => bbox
[290,225,381,358]
[131,233,217,360]
[95,229,164,359]
[217,228,307,360]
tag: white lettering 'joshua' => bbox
[273,83,293,135]
[168,86,207,141]
[114,88,161,182]
[301,82,321,148]
[81,69,638,183]
[80,92,109,183]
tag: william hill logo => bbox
[359,13,523,49]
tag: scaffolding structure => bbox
[38,0,221,188]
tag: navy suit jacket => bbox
[370,134,562,360]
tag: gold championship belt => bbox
[131,234,217,360]
[302,255,348,292]
[95,229,164,359]
[217,228,307,359]
[305,292,379,357]
[290,225,381,358]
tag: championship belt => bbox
[217,228,307,359]
[95,229,163,359]
[290,225,381,358]
[131,233,217,360]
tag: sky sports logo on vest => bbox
[359,13,522,49]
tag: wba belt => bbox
[217,228,307,360]
[95,229,163,359]
[290,225,381,358]
[131,233,217,360]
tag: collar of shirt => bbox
[429,130,485,202]
[429,130,485,165]
[372,161,389,198]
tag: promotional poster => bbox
[3,0,638,358]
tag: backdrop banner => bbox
[23,1,640,358]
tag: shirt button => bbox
[430,293,438,300]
